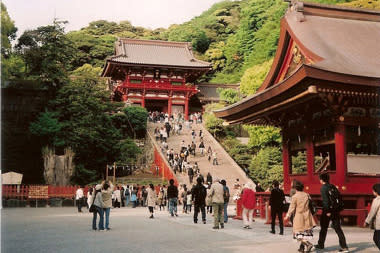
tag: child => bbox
[186,190,192,213]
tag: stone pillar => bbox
[335,124,347,185]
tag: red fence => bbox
[2,185,89,200]
[152,148,179,186]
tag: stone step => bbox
[148,122,254,193]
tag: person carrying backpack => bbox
[221,179,230,223]
[315,173,349,252]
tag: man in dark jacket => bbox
[269,180,285,235]
[167,179,179,217]
[192,177,207,224]
[188,166,194,184]
[315,173,349,252]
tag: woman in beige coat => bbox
[285,180,316,252]
[146,184,157,219]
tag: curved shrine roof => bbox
[107,39,211,69]
[214,1,380,124]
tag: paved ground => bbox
[1,206,378,253]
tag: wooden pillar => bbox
[141,96,145,108]
[306,135,315,183]
[335,124,347,185]
[282,136,291,193]
[168,97,172,116]
[184,97,189,120]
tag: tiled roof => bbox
[108,38,212,68]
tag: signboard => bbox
[2,172,23,185]
[28,185,49,199]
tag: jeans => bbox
[271,208,283,233]
[194,204,206,223]
[103,207,111,229]
[374,230,380,250]
[92,206,104,230]
[318,211,348,248]
[224,202,228,223]
[169,198,178,215]
[213,203,224,228]
[125,196,130,206]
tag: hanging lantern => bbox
[298,135,301,143]
[358,125,361,136]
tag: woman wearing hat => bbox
[92,184,105,231]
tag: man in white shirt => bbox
[75,186,84,212]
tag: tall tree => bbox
[16,20,75,89]
[1,3,17,57]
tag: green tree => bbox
[240,59,273,95]
[16,20,75,89]
[117,138,142,164]
[122,106,148,138]
[29,111,63,147]
[249,146,283,188]
[244,125,281,151]
[217,88,240,104]
[1,3,17,56]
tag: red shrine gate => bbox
[102,39,211,119]
[215,1,380,225]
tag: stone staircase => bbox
[148,122,253,192]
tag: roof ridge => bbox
[291,1,380,22]
[118,38,191,48]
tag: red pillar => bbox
[184,97,189,120]
[141,96,145,108]
[122,94,128,102]
[168,97,172,116]
[335,124,347,186]
[306,135,315,183]
[282,138,291,193]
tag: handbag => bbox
[89,192,97,213]
[308,195,317,215]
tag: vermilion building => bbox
[102,39,212,119]
[215,1,380,225]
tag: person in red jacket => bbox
[241,183,256,229]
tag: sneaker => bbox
[243,225,248,229]
[106,228,111,231]
[203,221,206,224]
[338,248,349,253]
[279,232,284,235]
[269,230,275,234]
[314,245,324,250]
[220,224,224,229]
[247,226,252,229]
[194,221,197,224]
[212,226,219,229]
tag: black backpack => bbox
[328,184,344,212]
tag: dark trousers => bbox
[194,204,206,222]
[374,230,380,250]
[271,208,283,233]
[318,211,348,248]
[76,198,83,212]
[148,206,154,214]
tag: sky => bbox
[3,0,224,38]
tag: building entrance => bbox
[145,99,168,113]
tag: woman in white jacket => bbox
[365,183,380,250]
[146,184,157,218]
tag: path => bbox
[148,121,252,191]
[2,207,378,253]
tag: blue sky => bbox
[3,0,223,37]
